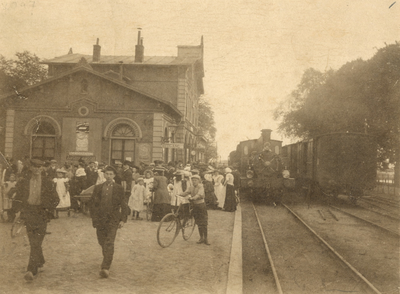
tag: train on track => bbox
[229,129,377,204]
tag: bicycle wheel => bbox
[182,215,196,241]
[146,202,152,221]
[157,213,179,248]
[11,216,25,238]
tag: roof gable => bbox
[0,64,182,117]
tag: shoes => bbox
[203,239,211,246]
[99,269,109,278]
[24,271,34,281]
[197,238,204,244]
[137,217,143,220]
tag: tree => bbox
[198,97,218,162]
[0,51,47,94]
[274,42,400,186]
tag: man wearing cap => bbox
[14,159,60,281]
[89,166,130,278]
[180,175,210,245]
[121,161,133,203]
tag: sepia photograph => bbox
[0,0,399,293]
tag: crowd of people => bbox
[0,156,240,281]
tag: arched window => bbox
[110,124,135,164]
[31,121,56,160]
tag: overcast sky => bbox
[0,0,399,159]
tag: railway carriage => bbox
[281,132,377,203]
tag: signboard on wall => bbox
[161,143,184,149]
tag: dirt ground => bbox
[0,209,235,294]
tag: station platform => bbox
[0,206,242,294]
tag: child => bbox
[53,168,71,218]
[128,177,146,220]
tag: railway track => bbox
[329,205,400,237]
[358,198,400,221]
[247,201,382,294]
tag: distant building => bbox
[0,32,207,166]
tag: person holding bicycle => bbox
[180,175,210,245]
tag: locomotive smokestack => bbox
[261,129,272,143]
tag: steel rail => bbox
[251,202,283,294]
[330,205,400,237]
[372,196,400,207]
[358,199,399,219]
[282,203,382,294]
[356,202,400,221]
[362,197,399,210]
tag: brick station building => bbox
[0,32,207,166]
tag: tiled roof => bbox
[42,54,200,65]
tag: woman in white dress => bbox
[213,170,226,209]
[53,169,71,218]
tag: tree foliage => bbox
[0,51,47,94]
[274,43,400,165]
[198,97,218,162]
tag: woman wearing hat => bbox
[223,168,236,212]
[213,170,225,209]
[53,168,71,218]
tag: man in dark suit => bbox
[89,166,130,278]
[14,159,60,281]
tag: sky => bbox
[0,0,399,159]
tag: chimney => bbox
[261,129,272,143]
[135,30,144,63]
[93,38,101,62]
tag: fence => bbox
[374,170,397,195]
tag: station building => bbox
[0,32,207,166]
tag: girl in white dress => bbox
[53,169,71,218]
[143,170,154,203]
[129,178,146,220]
[213,170,226,209]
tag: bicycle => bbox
[157,197,196,248]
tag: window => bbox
[31,121,56,160]
[111,124,135,164]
